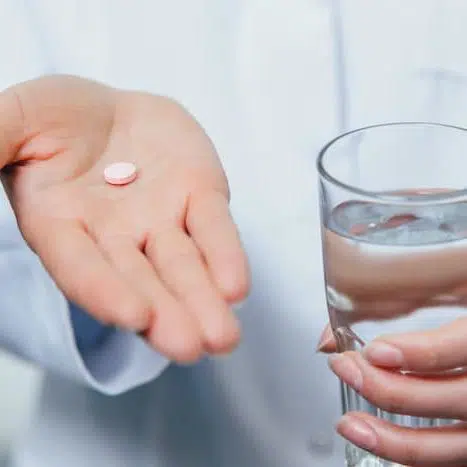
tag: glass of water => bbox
[317,122,467,467]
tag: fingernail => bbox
[328,354,363,391]
[316,327,334,352]
[337,414,377,451]
[363,341,405,368]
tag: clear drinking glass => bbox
[317,122,467,467]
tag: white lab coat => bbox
[0,1,466,466]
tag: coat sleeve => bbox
[0,193,169,396]
[0,3,170,395]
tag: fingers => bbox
[97,236,204,363]
[186,190,250,303]
[362,317,467,372]
[145,226,241,354]
[329,352,467,420]
[30,219,151,331]
[337,412,467,466]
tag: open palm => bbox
[1,76,249,363]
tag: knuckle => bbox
[401,439,422,466]
[165,248,196,271]
[368,385,408,415]
[384,392,409,415]
[188,191,230,226]
[161,255,201,294]
[378,435,423,466]
[96,227,134,249]
[190,208,225,233]
[152,238,198,274]
[116,299,152,331]
[422,345,440,371]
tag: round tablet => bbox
[104,162,137,185]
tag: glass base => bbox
[341,381,455,466]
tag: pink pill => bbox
[104,162,138,185]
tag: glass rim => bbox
[316,121,467,205]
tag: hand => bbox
[0,75,250,363]
[327,319,467,466]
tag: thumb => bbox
[316,324,337,353]
[1,75,116,165]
